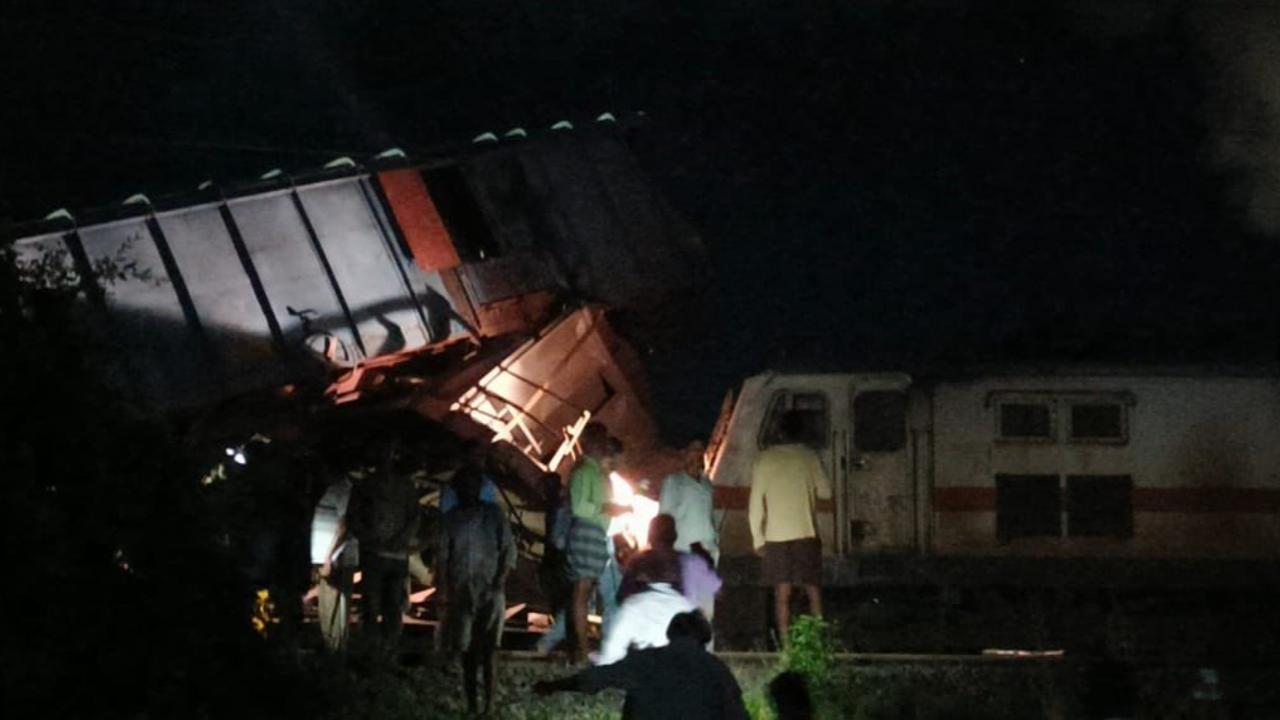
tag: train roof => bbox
[3,112,648,243]
[746,362,1280,386]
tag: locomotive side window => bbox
[758,391,830,449]
[1067,475,1133,538]
[996,474,1060,541]
[1069,403,1127,444]
[998,402,1053,441]
[854,391,906,452]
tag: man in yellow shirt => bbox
[748,410,832,647]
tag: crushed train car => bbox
[5,115,701,418]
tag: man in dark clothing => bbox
[619,513,683,601]
[533,611,748,720]
[438,466,517,716]
[350,439,422,642]
[768,672,814,720]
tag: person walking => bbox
[534,611,748,720]
[748,410,832,648]
[438,466,517,715]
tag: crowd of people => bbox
[305,410,829,717]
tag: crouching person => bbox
[597,514,692,666]
[534,611,748,720]
[438,466,517,715]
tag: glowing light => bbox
[251,588,279,636]
[608,472,660,548]
[232,451,247,465]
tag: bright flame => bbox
[608,472,659,548]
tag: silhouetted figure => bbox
[438,466,516,715]
[619,514,683,601]
[768,672,814,720]
[350,440,421,642]
[536,472,573,654]
[535,611,748,720]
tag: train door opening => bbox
[758,388,839,552]
[848,380,913,552]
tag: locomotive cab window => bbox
[1069,402,1127,444]
[998,402,1053,442]
[759,391,829,449]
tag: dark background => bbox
[3,0,1277,438]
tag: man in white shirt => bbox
[658,441,719,565]
[310,475,358,650]
[594,581,695,666]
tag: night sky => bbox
[4,1,1278,438]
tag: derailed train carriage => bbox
[3,117,696,636]
[5,114,700,416]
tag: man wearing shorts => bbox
[748,410,832,648]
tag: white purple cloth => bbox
[678,552,722,612]
[594,583,695,666]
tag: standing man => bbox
[748,410,832,648]
[541,436,627,654]
[310,470,359,650]
[566,422,626,661]
[438,467,517,715]
[659,440,722,633]
[659,440,719,566]
[350,439,421,643]
[597,436,628,638]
